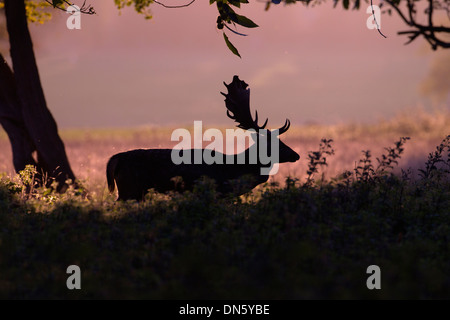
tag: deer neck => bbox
[238,138,276,175]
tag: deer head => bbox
[221,75,300,169]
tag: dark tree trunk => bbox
[0,53,38,173]
[0,0,76,192]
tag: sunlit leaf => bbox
[228,0,241,8]
[51,0,64,8]
[343,0,349,10]
[223,32,241,58]
[235,14,258,28]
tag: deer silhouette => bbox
[107,76,300,201]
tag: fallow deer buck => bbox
[107,76,300,200]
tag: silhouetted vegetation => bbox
[0,134,449,299]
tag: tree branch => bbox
[153,0,196,9]
[371,0,387,38]
[44,0,96,15]
[428,0,434,40]
[384,0,450,50]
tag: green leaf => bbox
[223,32,241,58]
[51,0,64,8]
[228,0,241,8]
[235,14,258,28]
[343,0,349,10]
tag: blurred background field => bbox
[1,108,448,198]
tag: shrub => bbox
[0,135,449,299]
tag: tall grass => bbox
[1,108,449,196]
[0,124,449,299]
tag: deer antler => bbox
[278,119,290,135]
[221,75,268,131]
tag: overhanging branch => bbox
[44,0,96,15]
[153,0,196,9]
[384,0,450,50]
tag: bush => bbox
[0,135,449,299]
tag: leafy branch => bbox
[354,137,410,181]
[44,0,96,14]
[383,0,450,50]
[211,0,259,57]
[419,135,450,179]
[153,0,196,8]
[269,0,450,50]
[306,138,335,185]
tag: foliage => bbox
[25,0,52,23]
[4,0,448,53]
[1,135,449,299]
[107,0,450,56]
[114,0,153,19]
[0,1,53,23]
[0,1,62,23]
[418,135,450,179]
[353,137,410,181]
[269,0,450,50]
[305,138,334,185]
[212,0,258,57]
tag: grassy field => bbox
[1,108,449,196]
[0,109,449,299]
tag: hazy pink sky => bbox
[17,1,443,128]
